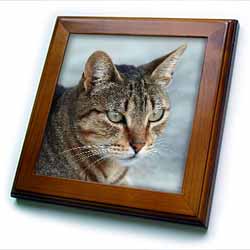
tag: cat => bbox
[36,44,187,185]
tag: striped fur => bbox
[36,45,186,185]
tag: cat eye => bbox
[149,109,165,122]
[107,111,124,123]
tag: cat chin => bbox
[116,154,144,168]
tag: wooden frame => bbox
[11,17,238,228]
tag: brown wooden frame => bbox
[11,17,238,228]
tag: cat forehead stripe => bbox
[90,81,116,95]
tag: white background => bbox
[0,1,250,249]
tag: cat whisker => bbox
[81,154,110,173]
[145,148,164,161]
[73,148,109,159]
[59,144,111,155]
[154,141,173,146]
[73,147,109,159]
[73,152,101,163]
[153,142,176,153]
[59,146,90,154]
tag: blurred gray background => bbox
[58,34,206,193]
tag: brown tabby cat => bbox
[36,44,187,185]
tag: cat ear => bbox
[140,44,187,87]
[83,51,122,91]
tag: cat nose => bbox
[130,142,145,154]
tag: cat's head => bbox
[74,45,187,166]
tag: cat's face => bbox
[74,45,186,166]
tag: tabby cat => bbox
[36,44,187,185]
